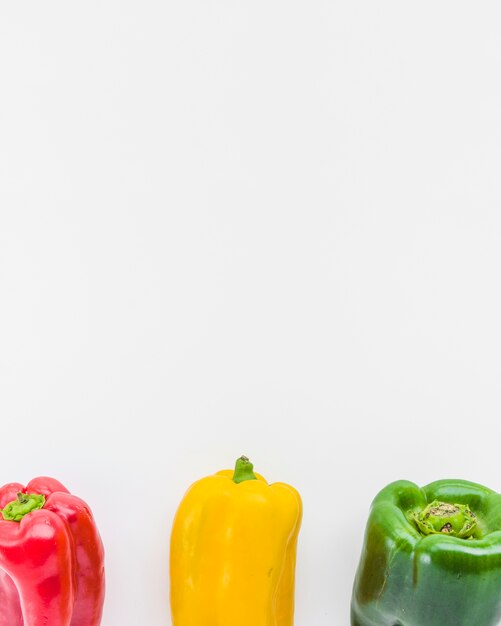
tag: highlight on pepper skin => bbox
[170,455,303,626]
[351,478,501,626]
[0,476,105,626]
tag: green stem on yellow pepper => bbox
[233,456,258,484]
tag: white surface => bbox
[1,2,501,624]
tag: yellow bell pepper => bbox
[170,456,303,626]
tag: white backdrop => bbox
[1,2,501,625]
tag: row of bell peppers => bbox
[2,457,501,625]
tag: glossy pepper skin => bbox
[351,479,501,626]
[170,456,303,626]
[0,477,105,626]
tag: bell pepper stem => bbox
[412,500,477,538]
[1,492,46,522]
[233,456,258,484]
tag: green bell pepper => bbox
[351,479,501,626]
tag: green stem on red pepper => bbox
[1,492,45,522]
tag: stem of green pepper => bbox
[1,492,46,522]
[233,456,258,484]
[412,500,477,538]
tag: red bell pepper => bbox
[0,476,105,626]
